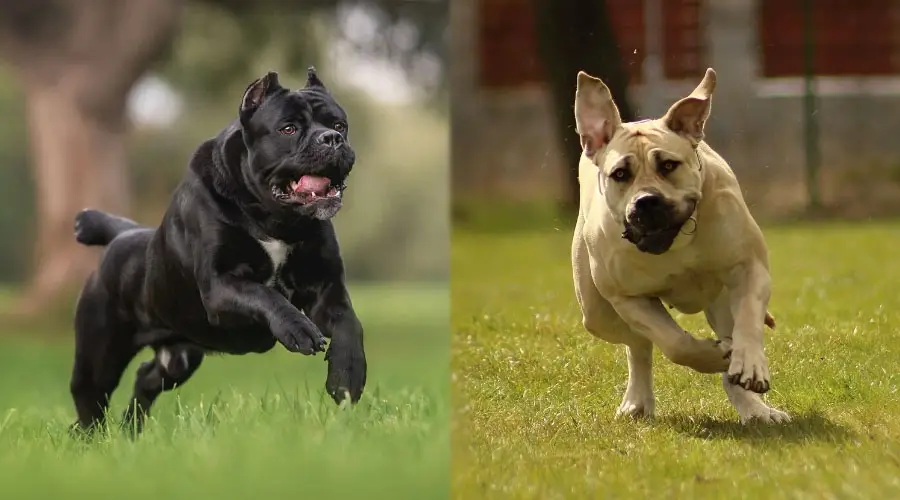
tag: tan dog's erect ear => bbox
[663,68,717,145]
[574,71,623,157]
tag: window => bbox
[477,0,705,89]
[662,0,705,80]
[477,0,543,88]
[758,0,900,77]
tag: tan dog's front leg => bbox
[573,220,655,417]
[610,296,729,373]
[706,290,790,423]
[725,261,773,394]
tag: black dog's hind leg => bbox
[70,274,140,434]
[121,342,204,435]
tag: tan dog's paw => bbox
[615,390,655,420]
[739,404,791,425]
[673,338,730,373]
[725,346,771,393]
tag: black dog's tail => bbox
[74,209,142,247]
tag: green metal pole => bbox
[802,0,821,211]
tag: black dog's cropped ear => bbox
[305,66,327,90]
[240,71,282,115]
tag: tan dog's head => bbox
[574,69,717,254]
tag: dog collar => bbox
[679,147,703,235]
[681,216,697,235]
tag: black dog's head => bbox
[236,68,355,220]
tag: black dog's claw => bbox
[276,334,315,355]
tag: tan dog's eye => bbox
[659,160,680,174]
[334,122,346,133]
[610,168,631,182]
[279,125,297,136]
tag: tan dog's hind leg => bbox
[705,290,790,424]
[573,217,655,418]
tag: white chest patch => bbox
[257,238,291,286]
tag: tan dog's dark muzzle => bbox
[623,194,697,255]
[629,192,673,232]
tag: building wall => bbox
[451,0,900,216]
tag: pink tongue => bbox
[294,175,331,194]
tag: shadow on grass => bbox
[660,409,854,445]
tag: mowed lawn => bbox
[452,218,900,498]
[0,284,449,500]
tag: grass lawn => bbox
[452,216,900,499]
[0,283,448,500]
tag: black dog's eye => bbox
[610,168,631,182]
[659,160,680,174]
[279,125,297,136]
[333,122,347,133]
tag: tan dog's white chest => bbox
[658,270,725,314]
[598,241,726,314]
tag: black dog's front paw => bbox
[325,344,366,404]
[271,313,327,355]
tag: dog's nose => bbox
[630,193,670,230]
[633,193,665,213]
[318,130,344,149]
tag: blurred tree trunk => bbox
[532,0,636,213]
[0,0,181,314]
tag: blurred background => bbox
[0,0,448,315]
[451,0,900,224]
[0,1,449,497]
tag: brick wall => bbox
[451,0,900,217]
[759,0,900,77]
[476,0,709,89]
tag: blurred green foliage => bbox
[0,65,33,282]
[0,1,448,284]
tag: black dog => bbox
[69,69,366,434]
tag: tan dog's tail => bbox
[765,311,776,329]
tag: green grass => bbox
[452,219,900,499]
[0,283,449,500]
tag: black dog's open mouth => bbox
[271,175,345,205]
